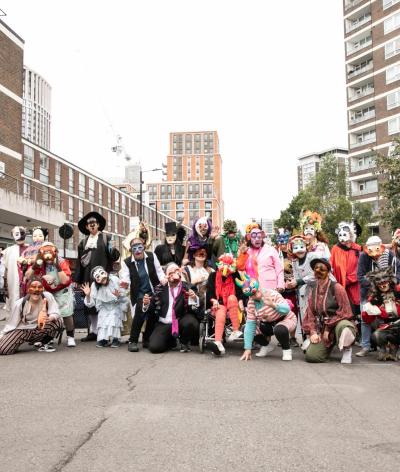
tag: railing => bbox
[346,15,371,33]
[350,111,375,125]
[350,160,376,172]
[348,62,373,79]
[345,0,366,11]
[0,171,64,210]
[352,187,378,196]
[347,39,372,56]
[350,136,376,148]
[348,87,374,101]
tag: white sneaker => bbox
[341,347,352,364]
[255,344,275,357]
[67,336,76,347]
[228,330,243,342]
[282,349,292,361]
[211,341,226,356]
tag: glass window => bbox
[161,202,171,212]
[176,202,184,210]
[23,179,31,198]
[23,145,34,178]
[175,184,185,198]
[98,183,103,206]
[68,196,74,221]
[388,116,400,134]
[69,168,74,193]
[79,174,85,198]
[108,211,112,231]
[176,210,184,222]
[387,64,400,84]
[108,188,112,208]
[39,153,49,184]
[203,183,213,198]
[115,192,120,212]
[121,194,126,213]
[188,183,200,199]
[78,200,84,218]
[88,178,95,202]
[205,201,212,210]
[55,190,62,211]
[55,162,61,189]
[385,38,400,59]
[384,12,400,34]
[387,90,400,109]
[114,214,118,233]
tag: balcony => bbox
[348,62,373,80]
[350,135,376,149]
[352,187,378,196]
[346,15,371,33]
[350,160,375,173]
[0,171,65,230]
[345,0,366,11]
[347,38,372,56]
[348,87,374,102]
[349,110,375,125]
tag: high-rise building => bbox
[343,0,400,237]
[22,65,51,150]
[147,131,224,227]
[297,147,348,192]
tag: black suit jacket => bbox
[148,282,199,321]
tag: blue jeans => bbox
[360,300,371,349]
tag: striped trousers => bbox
[0,318,63,355]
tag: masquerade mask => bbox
[216,254,236,277]
[166,265,181,283]
[303,225,315,237]
[12,226,26,242]
[92,266,108,284]
[195,217,210,237]
[166,234,177,245]
[235,273,259,297]
[28,281,44,295]
[292,239,306,254]
[337,228,351,243]
[131,243,145,255]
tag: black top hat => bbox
[78,212,106,235]
[310,258,332,272]
[165,222,177,235]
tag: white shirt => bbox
[85,233,99,249]
[119,252,165,292]
[159,284,199,324]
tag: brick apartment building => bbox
[0,18,182,255]
[344,0,400,238]
[147,131,224,228]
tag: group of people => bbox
[0,209,399,365]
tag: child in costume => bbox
[82,266,129,348]
[362,267,400,361]
[239,274,297,362]
[236,225,284,292]
[299,211,330,259]
[206,254,245,355]
[31,242,76,347]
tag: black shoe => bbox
[96,339,108,348]
[110,338,121,348]
[180,343,191,353]
[81,332,97,342]
[290,337,300,348]
[142,340,149,349]
[128,342,139,352]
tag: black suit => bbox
[148,282,199,353]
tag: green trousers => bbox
[305,320,356,363]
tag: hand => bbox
[310,333,321,344]
[211,225,220,239]
[119,281,129,289]
[238,241,248,254]
[81,282,91,297]
[240,350,252,361]
[143,294,151,307]
[112,289,121,297]
[188,289,197,301]
[238,300,244,312]
[212,299,219,310]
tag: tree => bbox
[374,137,400,231]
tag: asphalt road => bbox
[1,332,400,472]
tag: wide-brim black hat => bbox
[310,258,332,272]
[78,212,106,235]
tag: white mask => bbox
[32,229,45,243]
[338,228,351,243]
[166,234,177,245]
[92,267,108,284]
[303,226,315,237]
[12,226,26,242]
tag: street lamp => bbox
[139,167,162,221]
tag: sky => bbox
[1,0,348,226]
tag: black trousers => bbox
[149,314,199,354]
[129,300,156,343]
[254,322,290,350]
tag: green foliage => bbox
[373,137,400,231]
[275,153,372,244]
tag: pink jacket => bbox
[238,245,284,291]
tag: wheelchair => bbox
[198,307,246,354]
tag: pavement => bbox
[1,326,400,472]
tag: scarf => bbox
[170,282,182,337]
[223,235,239,257]
[215,271,235,306]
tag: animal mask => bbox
[38,243,58,264]
[367,267,397,295]
[335,221,355,243]
[235,272,259,297]
[216,254,236,277]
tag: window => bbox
[176,201,184,210]
[388,116,400,134]
[205,201,212,210]
[107,188,112,208]
[114,214,118,233]
[121,194,126,213]
[176,211,184,222]
[78,200,84,218]
[185,134,192,153]
[115,192,120,212]
[88,178,95,202]
[68,168,74,193]
[203,183,213,198]
[175,184,184,199]
[384,12,400,34]
[189,201,199,210]
[384,0,400,9]
[205,210,212,219]
[108,211,112,231]
[79,174,85,198]
[98,183,103,206]
[188,183,200,198]
[387,90,400,109]
[148,184,157,200]
[161,202,171,212]
[385,38,400,59]
[54,190,62,211]
[39,153,49,184]
[68,196,74,221]
[55,162,61,189]
[23,179,31,198]
[23,145,34,177]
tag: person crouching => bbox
[82,266,129,348]
[0,278,62,354]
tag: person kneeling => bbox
[240,275,297,362]
[0,278,62,355]
[147,263,200,354]
[302,258,356,364]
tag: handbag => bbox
[80,249,92,268]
